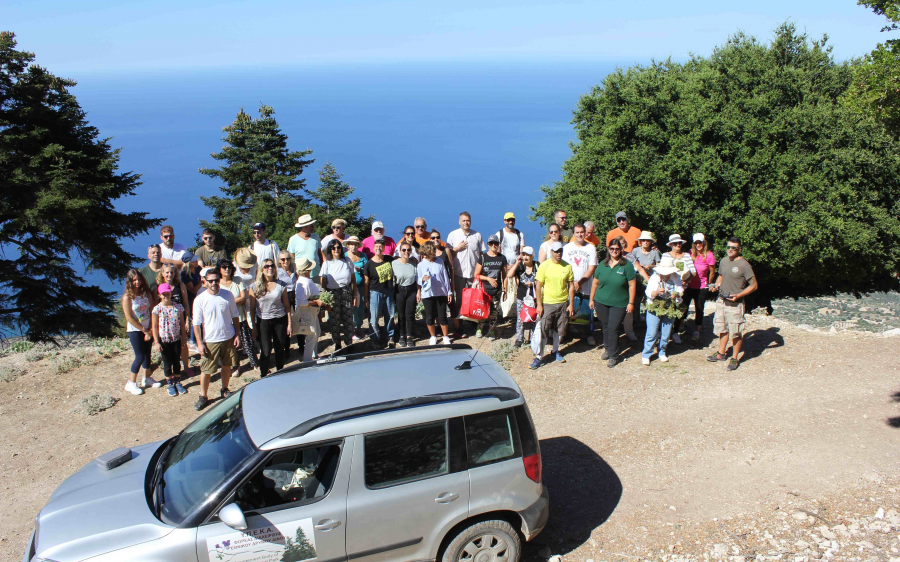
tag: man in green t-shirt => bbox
[531,241,574,369]
[139,244,163,300]
[194,228,227,268]
[708,236,758,371]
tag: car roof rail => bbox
[278,386,521,439]
[270,343,475,376]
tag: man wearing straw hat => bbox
[287,214,322,279]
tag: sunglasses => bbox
[505,219,515,222]
[263,264,275,269]
[253,230,263,234]
[206,279,220,284]
[415,225,426,229]
[202,236,213,240]
[727,245,740,250]
[332,225,344,230]
[608,246,621,251]
[404,232,414,236]
[617,218,627,222]
[162,234,173,239]
[400,248,411,253]
[431,236,440,240]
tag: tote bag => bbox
[500,277,516,318]
[459,280,490,321]
[292,305,321,336]
[519,286,538,323]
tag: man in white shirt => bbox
[446,211,485,337]
[159,225,188,265]
[250,222,281,265]
[494,212,525,264]
[192,269,241,411]
[562,223,599,345]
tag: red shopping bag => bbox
[519,287,538,323]
[460,280,491,321]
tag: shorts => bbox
[540,302,569,337]
[713,300,745,336]
[201,339,238,374]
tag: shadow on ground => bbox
[524,436,622,559]
[888,390,900,428]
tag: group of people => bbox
[121,209,757,410]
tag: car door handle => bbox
[314,519,342,531]
[435,492,459,504]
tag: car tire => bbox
[442,519,522,562]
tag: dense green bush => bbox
[534,24,900,303]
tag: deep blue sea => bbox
[71,62,617,293]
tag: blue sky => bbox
[6,0,890,73]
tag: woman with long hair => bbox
[416,241,452,344]
[685,233,717,340]
[156,263,194,377]
[431,229,454,282]
[319,238,358,350]
[589,238,637,368]
[218,260,257,371]
[538,225,562,262]
[393,240,419,347]
[122,268,161,395]
[277,250,297,355]
[250,259,292,377]
[344,236,368,341]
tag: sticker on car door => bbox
[206,517,317,562]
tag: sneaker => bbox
[727,358,739,371]
[442,336,452,345]
[626,332,638,342]
[175,381,188,394]
[587,336,597,346]
[475,329,483,338]
[642,357,650,366]
[221,388,233,400]
[194,395,208,410]
[398,336,407,347]
[406,339,415,347]
[167,384,177,397]
[514,339,523,348]
[607,357,618,368]
[124,381,144,396]
[429,336,438,345]
[672,333,681,344]
[352,333,361,342]
[142,375,162,389]
[659,354,668,362]
[707,353,728,362]
[529,357,542,370]
[555,352,566,363]
[691,330,700,341]
[487,331,497,340]
[601,349,610,360]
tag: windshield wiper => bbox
[151,438,175,517]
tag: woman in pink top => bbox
[685,233,717,340]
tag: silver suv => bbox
[25,344,549,562]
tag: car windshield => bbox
[157,390,256,525]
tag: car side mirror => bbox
[218,503,248,530]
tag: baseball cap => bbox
[180,251,196,263]
[550,241,563,252]
[200,267,213,278]
[504,212,516,220]
[693,233,705,242]
[252,222,266,230]
[157,283,173,294]
[615,211,628,220]
[522,246,534,256]
[488,234,500,244]
[372,220,384,230]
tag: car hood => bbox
[34,440,174,561]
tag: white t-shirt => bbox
[192,289,240,343]
[645,273,684,300]
[320,258,354,289]
[446,228,485,279]
[495,228,525,264]
[251,239,281,265]
[563,241,599,295]
[160,242,187,262]
[294,276,320,308]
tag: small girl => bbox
[152,283,188,397]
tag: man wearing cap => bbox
[413,217,431,246]
[321,218,348,250]
[562,223,599,345]
[192,268,241,411]
[287,215,322,279]
[361,221,397,259]
[606,211,641,253]
[446,211,486,338]
[249,222,281,266]
[531,240,574,369]
[708,236,758,371]
[195,228,227,268]
[494,213,525,264]
[554,210,573,243]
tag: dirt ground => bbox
[1,311,899,562]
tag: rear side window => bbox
[464,409,519,467]
[365,421,448,488]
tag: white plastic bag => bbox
[530,315,544,357]
[500,277,516,318]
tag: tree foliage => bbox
[534,24,900,302]
[199,105,315,253]
[0,32,161,341]
[309,161,373,239]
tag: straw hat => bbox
[343,236,361,247]
[294,214,316,228]
[234,247,257,269]
[296,258,315,273]
[637,230,656,242]
[654,255,680,276]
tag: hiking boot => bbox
[529,357,542,370]
[727,358,739,371]
[707,352,728,362]
[194,395,208,411]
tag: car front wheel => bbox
[442,520,522,562]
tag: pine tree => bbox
[199,105,314,253]
[309,161,373,239]
[0,32,162,341]
[281,526,317,562]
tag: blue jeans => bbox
[369,290,396,341]
[642,311,674,359]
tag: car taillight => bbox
[523,452,542,483]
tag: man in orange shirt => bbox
[585,221,602,247]
[606,211,641,252]
[413,217,431,246]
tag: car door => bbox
[346,420,470,562]
[196,439,351,562]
